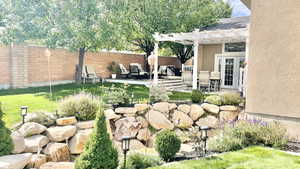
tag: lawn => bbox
[149,146,300,169]
[0,82,191,127]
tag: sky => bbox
[226,0,251,17]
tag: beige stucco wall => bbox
[246,0,300,137]
[198,44,222,72]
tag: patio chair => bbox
[210,71,221,91]
[129,63,149,79]
[182,71,192,87]
[198,71,210,91]
[85,65,101,84]
[119,64,130,78]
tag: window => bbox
[225,42,246,52]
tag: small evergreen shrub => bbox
[75,111,118,169]
[220,92,243,105]
[0,103,14,156]
[191,90,204,103]
[155,129,181,162]
[103,85,130,106]
[107,61,121,75]
[204,95,222,105]
[124,153,163,169]
[59,92,100,121]
[149,85,170,103]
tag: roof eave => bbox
[241,0,251,9]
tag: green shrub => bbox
[155,129,181,162]
[220,92,243,105]
[191,90,204,103]
[107,61,121,74]
[59,92,100,121]
[103,85,130,106]
[149,85,170,103]
[75,111,118,169]
[0,103,14,156]
[208,120,288,152]
[124,153,163,169]
[204,95,222,105]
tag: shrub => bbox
[204,95,222,105]
[191,90,204,103]
[149,85,170,103]
[155,129,181,162]
[107,61,121,74]
[25,111,57,127]
[59,92,100,121]
[220,92,243,105]
[124,153,163,169]
[103,85,130,106]
[0,103,14,156]
[75,111,119,169]
[208,119,288,152]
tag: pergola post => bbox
[192,40,199,89]
[153,41,159,85]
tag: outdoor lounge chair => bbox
[198,71,210,91]
[84,65,101,83]
[119,63,130,78]
[210,71,221,91]
[129,63,149,79]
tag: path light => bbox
[121,136,135,169]
[199,126,212,154]
[20,106,28,124]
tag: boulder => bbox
[153,102,169,114]
[196,115,219,128]
[180,144,194,154]
[69,129,93,154]
[40,162,74,169]
[104,109,121,121]
[115,107,137,115]
[27,154,47,169]
[0,153,32,169]
[75,120,94,129]
[136,116,149,128]
[56,117,77,126]
[43,143,70,162]
[175,129,191,143]
[145,110,174,130]
[168,103,177,111]
[219,111,240,122]
[172,111,193,129]
[25,111,56,127]
[201,103,220,115]
[134,104,150,114]
[46,126,77,142]
[177,104,191,114]
[130,139,147,150]
[220,105,239,112]
[190,104,205,121]
[114,117,141,141]
[24,135,49,153]
[19,122,47,137]
[11,131,25,154]
[137,128,151,141]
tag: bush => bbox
[208,119,288,152]
[155,129,181,162]
[191,90,204,103]
[103,85,130,106]
[204,95,222,105]
[220,92,243,105]
[75,111,119,169]
[0,103,14,156]
[59,92,100,121]
[149,85,170,103]
[107,61,121,74]
[124,153,163,169]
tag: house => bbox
[241,0,300,138]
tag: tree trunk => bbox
[75,47,86,84]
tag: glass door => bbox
[224,58,235,88]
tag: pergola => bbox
[152,26,249,89]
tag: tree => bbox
[75,111,119,169]
[0,103,14,156]
[1,0,117,83]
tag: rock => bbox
[168,103,177,111]
[24,135,49,153]
[40,162,74,169]
[11,131,25,154]
[43,143,70,162]
[196,115,219,128]
[136,116,149,128]
[153,102,169,114]
[27,154,47,169]
[177,104,191,114]
[130,139,147,150]
[114,117,141,141]
[115,107,137,115]
[134,104,150,114]
[69,129,93,154]
[0,153,32,169]
[145,110,174,130]
[137,128,151,141]
[180,144,194,154]
[201,103,220,115]
[104,109,121,121]
[172,111,193,129]
[220,105,239,111]
[56,117,77,126]
[219,111,240,122]
[175,129,190,143]
[25,111,57,127]
[75,120,94,129]
[190,104,205,121]
[46,126,77,142]
[19,122,47,137]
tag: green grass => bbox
[149,146,300,169]
[0,82,191,127]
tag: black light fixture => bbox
[199,126,212,154]
[121,136,135,169]
[20,106,28,124]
